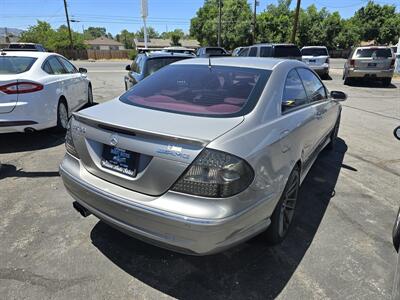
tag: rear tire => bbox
[265,166,300,245]
[87,84,93,105]
[344,76,354,86]
[382,78,392,87]
[56,99,69,132]
[326,113,341,150]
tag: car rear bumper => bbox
[0,100,56,133]
[59,154,273,255]
[348,68,394,78]
[308,64,329,74]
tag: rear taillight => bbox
[391,59,395,67]
[171,148,254,198]
[349,59,355,67]
[65,118,80,158]
[0,82,43,94]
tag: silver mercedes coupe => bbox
[60,57,347,255]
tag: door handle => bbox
[280,130,290,153]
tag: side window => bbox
[47,57,67,75]
[133,56,142,73]
[282,69,308,113]
[260,47,271,57]
[42,61,53,74]
[248,47,258,57]
[58,57,77,73]
[239,48,249,57]
[297,68,327,102]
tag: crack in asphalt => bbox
[0,268,94,292]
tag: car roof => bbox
[252,43,297,47]
[356,46,392,49]
[0,51,53,58]
[173,57,301,70]
[141,52,194,58]
[301,46,328,49]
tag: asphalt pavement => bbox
[0,59,399,299]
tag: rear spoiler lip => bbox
[72,112,209,147]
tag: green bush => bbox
[127,49,137,60]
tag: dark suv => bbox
[124,52,193,90]
[239,43,301,60]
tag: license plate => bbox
[101,145,137,177]
[309,59,316,63]
[368,63,377,67]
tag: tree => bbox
[116,29,135,49]
[190,0,252,49]
[135,26,159,39]
[257,0,293,43]
[352,1,400,44]
[160,29,185,40]
[171,33,182,46]
[19,21,86,50]
[84,27,106,39]
[19,21,55,48]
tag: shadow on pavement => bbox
[90,139,348,300]
[347,80,397,89]
[0,130,65,154]
[0,163,60,180]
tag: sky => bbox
[0,0,399,35]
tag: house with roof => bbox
[133,38,200,51]
[85,37,125,50]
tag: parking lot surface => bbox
[0,59,399,299]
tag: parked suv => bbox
[124,52,193,90]
[7,43,46,52]
[301,46,330,78]
[238,43,301,60]
[343,46,395,86]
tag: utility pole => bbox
[141,0,148,48]
[218,0,222,47]
[63,0,74,49]
[252,0,259,44]
[291,0,301,44]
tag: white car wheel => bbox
[57,100,69,131]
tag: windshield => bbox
[145,57,190,76]
[356,48,392,58]
[0,56,37,74]
[205,48,226,55]
[120,65,271,117]
[301,48,328,56]
[274,46,301,58]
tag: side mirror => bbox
[78,67,87,74]
[394,126,400,140]
[330,90,347,101]
[125,65,131,71]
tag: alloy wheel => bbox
[59,102,69,129]
[278,171,299,237]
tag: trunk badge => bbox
[110,134,119,146]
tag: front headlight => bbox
[171,149,254,198]
[65,118,79,158]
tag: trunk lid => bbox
[354,57,392,70]
[72,99,244,196]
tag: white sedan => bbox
[0,50,92,133]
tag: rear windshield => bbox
[145,57,190,76]
[356,48,392,58]
[274,46,301,58]
[205,48,226,55]
[0,56,37,74]
[120,65,271,117]
[9,44,36,49]
[301,48,328,56]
